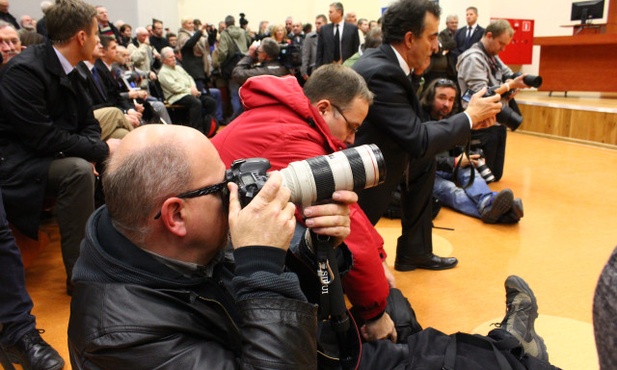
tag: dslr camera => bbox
[226,144,386,208]
[462,73,542,132]
[470,148,495,183]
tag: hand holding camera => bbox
[228,171,296,251]
[226,145,386,247]
[464,87,502,129]
[463,73,543,131]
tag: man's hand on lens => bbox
[303,190,357,247]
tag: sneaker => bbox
[498,275,549,362]
[3,329,64,370]
[481,189,513,224]
[497,198,524,224]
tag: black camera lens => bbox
[523,75,542,88]
[496,106,523,131]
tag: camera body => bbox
[226,144,386,208]
[461,73,542,132]
[461,85,523,131]
[279,44,302,69]
[226,158,271,208]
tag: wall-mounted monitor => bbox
[570,0,605,24]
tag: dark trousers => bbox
[0,188,35,346]
[46,158,96,279]
[175,95,205,133]
[397,157,436,260]
[471,125,507,181]
[358,156,435,261]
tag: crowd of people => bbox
[0,0,614,369]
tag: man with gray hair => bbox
[127,26,159,82]
[231,37,290,86]
[158,46,218,136]
[0,21,20,64]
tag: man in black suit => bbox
[452,6,484,61]
[352,0,501,272]
[316,2,360,67]
[0,0,120,290]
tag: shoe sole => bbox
[505,275,549,362]
[395,259,458,271]
[482,189,514,224]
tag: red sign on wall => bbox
[491,18,535,65]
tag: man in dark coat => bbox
[0,0,119,286]
[451,6,485,61]
[316,2,360,67]
[352,0,501,272]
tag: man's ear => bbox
[76,30,86,46]
[160,198,188,237]
[405,31,414,47]
[315,99,332,116]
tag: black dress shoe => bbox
[395,254,458,271]
[3,329,64,370]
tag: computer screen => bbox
[570,0,605,24]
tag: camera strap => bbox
[313,230,354,370]
[452,140,475,189]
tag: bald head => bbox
[105,125,224,242]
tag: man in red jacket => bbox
[212,64,398,342]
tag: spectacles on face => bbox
[331,103,361,134]
[435,78,457,89]
[153,180,229,219]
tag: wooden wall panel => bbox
[517,104,617,147]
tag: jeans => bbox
[228,80,241,117]
[0,188,35,346]
[206,88,224,123]
[433,166,494,219]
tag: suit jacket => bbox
[94,59,133,111]
[0,43,108,238]
[76,60,132,112]
[351,44,471,223]
[316,22,360,67]
[452,24,485,61]
[301,31,318,76]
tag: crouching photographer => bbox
[67,124,357,369]
[457,19,538,181]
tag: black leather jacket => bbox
[68,207,318,370]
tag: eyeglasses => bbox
[331,103,361,134]
[153,180,229,219]
[435,78,457,88]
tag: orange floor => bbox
[15,131,617,369]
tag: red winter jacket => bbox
[212,75,389,320]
